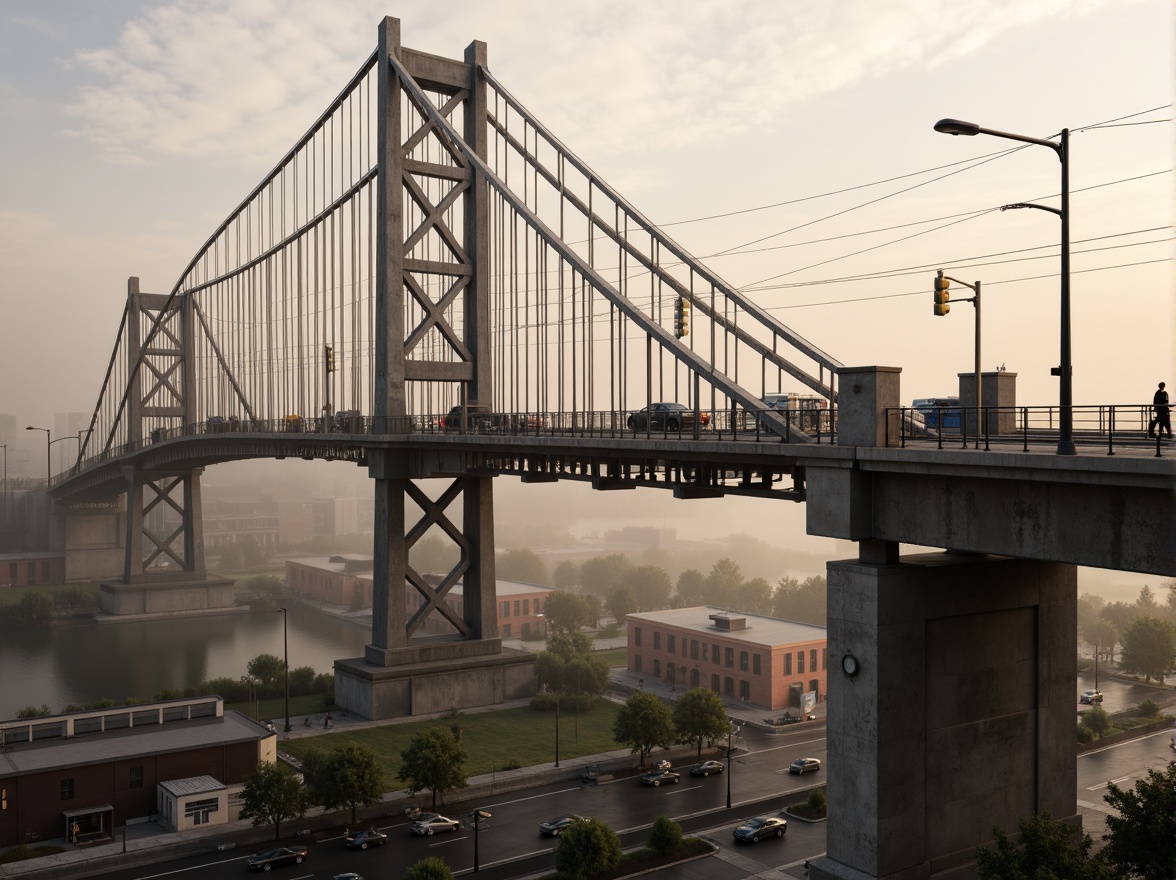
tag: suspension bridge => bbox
[44,18,1173,880]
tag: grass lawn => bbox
[594,646,627,668]
[225,694,333,720]
[280,701,622,788]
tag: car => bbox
[245,847,309,871]
[639,769,681,786]
[627,402,710,432]
[412,814,461,835]
[733,816,787,843]
[789,757,821,774]
[690,760,725,777]
[332,874,365,880]
[539,814,585,837]
[653,758,672,771]
[344,828,387,849]
[1080,690,1103,704]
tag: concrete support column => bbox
[367,476,408,663]
[813,552,1077,880]
[836,367,902,448]
[462,475,498,640]
[959,370,1017,437]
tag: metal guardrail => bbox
[888,404,1167,457]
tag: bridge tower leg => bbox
[99,277,234,618]
[812,550,1078,880]
[334,19,533,719]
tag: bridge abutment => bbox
[812,551,1077,880]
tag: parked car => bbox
[653,758,672,771]
[627,402,709,432]
[344,828,387,849]
[332,874,364,880]
[1080,690,1103,704]
[788,757,822,775]
[412,814,461,835]
[691,760,725,777]
[579,763,602,783]
[539,814,585,837]
[246,847,309,870]
[733,816,787,843]
[639,769,681,786]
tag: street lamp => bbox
[554,691,560,768]
[25,426,50,482]
[933,117,1075,455]
[725,722,741,809]
[1,444,7,523]
[471,808,491,872]
[278,607,292,732]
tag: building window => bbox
[712,644,720,665]
[534,598,542,613]
[739,680,750,700]
[711,674,720,693]
[753,654,761,675]
[502,624,511,637]
[634,655,643,673]
[739,651,749,672]
[667,634,676,653]
[61,778,74,801]
[523,599,530,616]
[514,601,520,616]
[798,651,806,674]
[724,647,734,668]
[653,659,662,676]
[634,627,642,647]
[501,602,510,617]
[682,639,688,658]
[41,561,51,577]
[690,640,698,660]
[8,563,16,578]
[783,653,792,675]
[810,649,818,672]
[700,643,708,662]
[129,766,143,789]
[724,676,734,695]
[654,631,661,650]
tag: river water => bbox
[0,603,370,719]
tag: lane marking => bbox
[482,786,581,807]
[429,835,469,847]
[664,785,702,794]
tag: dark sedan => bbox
[627,403,710,432]
[245,847,309,871]
[789,757,822,774]
[639,769,681,786]
[344,829,387,849]
[539,814,585,836]
[733,816,787,843]
[690,760,725,777]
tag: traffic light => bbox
[933,272,950,317]
[674,297,691,338]
[325,345,336,373]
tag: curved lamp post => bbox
[933,118,1075,455]
[278,607,292,732]
[25,426,50,481]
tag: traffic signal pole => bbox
[933,272,982,449]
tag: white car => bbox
[1079,690,1103,704]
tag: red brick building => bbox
[626,607,828,710]
[0,697,274,847]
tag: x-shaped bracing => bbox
[404,480,471,638]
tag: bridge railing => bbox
[888,404,1166,456]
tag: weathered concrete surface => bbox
[805,451,1175,576]
[98,576,236,617]
[811,553,1076,880]
[836,366,902,448]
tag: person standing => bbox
[1148,381,1171,438]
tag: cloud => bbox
[60,0,1127,168]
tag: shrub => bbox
[1139,699,1160,718]
[597,622,620,638]
[404,856,454,880]
[502,758,523,771]
[1083,704,1113,739]
[807,788,827,813]
[16,704,51,718]
[648,814,683,856]
[554,817,622,879]
[1076,724,1094,744]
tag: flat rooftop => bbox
[627,605,826,647]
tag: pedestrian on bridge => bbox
[1148,381,1171,439]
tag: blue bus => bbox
[912,397,961,431]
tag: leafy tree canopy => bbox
[1118,616,1176,683]
[247,653,286,690]
[1102,761,1176,880]
[239,761,309,840]
[497,547,550,584]
[975,811,1112,880]
[405,857,456,880]
[580,554,631,597]
[675,569,707,607]
[553,816,622,880]
[672,687,731,756]
[606,585,637,624]
[612,690,675,766]
[397,728,469,809]
[624,565,672,611]
[310,742,385,823]
[542,591,590,634]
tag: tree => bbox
[552,559,581,589]
[705,558,743,607]
[1082,617,1120,669]
[405,857,455,880]
[606,585,637,624]
[413,534,460,574]
[1100,602,1140,660]
[553,816,622,880]
[1135,584,1160,615]
[583,592,604,627]
[1118,616,1176,683]
[497,548,549,584]
[675,569,707,606]
[732,577,773,615]
[1082,704,1113,740]
[542,591,590,634]
[975,811,1112,880]
[533,651,566,694]
[625,565,672,611]
[580,554,631,597]
[16,704,51,718]
[239,761,309,840]
[772,575,827,625]
[648,814,683,856]
[1102,762,1176,880]
[672,687,731,757]
[563,653,610,698]
[398,728,469,809]
[547,628,593,660]
[311,743,386,823]
[247,653,286,692]
[612,691,675,767]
